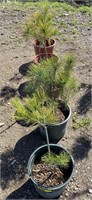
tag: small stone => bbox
[74,186,78,191]
[65,192,68,197]
[1,42,6,45]
[10,36,15,39]
[88,188,92,194]
[64,13,69,16]
[11,47,15,49]
[0,123,4,127]
[19,174,23,179]
[13,56,18,58]
[7,102,11,105]
[11,159,16,165]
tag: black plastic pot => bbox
[40,104,71,143]
[28,144,75,199]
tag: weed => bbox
[60,2,75,12]
[63,37,67,41]
[78,6,92,14]
[70,19,78,26]
[72,28,77,35]
[73,117,91,130]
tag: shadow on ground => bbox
[71,135,91,161]
[18,81,29,97]
[5,176,88,199]
[6,180,59,199]
[19,61,33,76]
[77,83,91,114]
[14,128,45,165]
[0,121,16,135]
[1,148,26,190]
[18,81,34,98]
[70,189,88,200]
[1,128,45,191]
[0,86,17,103]
[9,73,23,82]
[6,179,42,199]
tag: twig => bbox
[0,121,16,135]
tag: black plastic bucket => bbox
[40,104,71,143]
[28,144,75,199]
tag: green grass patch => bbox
[70,19,78,26]
[60,2,76,12]
[72,28,77,35]
[78,6,92,14]
[0,1,76,13]
[72,115,91,130]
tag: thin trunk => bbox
[39,45,41,60]
[44,125,50,155]
[44,42,48,59]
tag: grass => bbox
[78,6,92,14]
[59,2,76,12]
[70,19,78,26]
[0,1,92,44]
[0,1,37,11]
[0,1,92,14]
[62,37,68,42]
[72,114,91,130]
[72,28,77,35]
[0,1,75,12]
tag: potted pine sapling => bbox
[23,4,58,62]
[24,53,77,142]
[28,144,74,199]
[11,89,75,199]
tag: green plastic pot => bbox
[40,104,71,143]
[28,144,75,199]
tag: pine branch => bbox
[26,54,77,102]
[41,151,70,168]
[11,89,58,126]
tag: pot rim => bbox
[33,53,59,64]
[32,39,56,48]
[28,144,75,191]
[46,104,71,126]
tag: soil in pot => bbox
[32,163,64,187]
[55,108,65,123]
[40,103,70,143]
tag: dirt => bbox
[32,163,64,187]
[0,2,92,200]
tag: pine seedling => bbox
[41,151,70,168]
[11,88,59,154]
[23,4,58,45]
[26,53,77,102]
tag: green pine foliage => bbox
[26,53,77,102]
[41,151,70,168]
[11,89,58,125]
[23,4,58,45]
[11,97,31,124]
